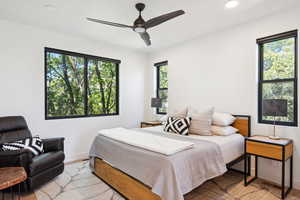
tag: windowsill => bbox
[258,120,298,127]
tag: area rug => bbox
[34,160,124,200]
[26,160,300,200]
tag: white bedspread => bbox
[90,128,226,200]
[143,125,244,163]
[98,127,194,156]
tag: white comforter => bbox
[90,128,226,200]
[98,127,194,156]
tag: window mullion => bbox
[261,78,296,83]
[84,57,88,116]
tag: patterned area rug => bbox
[21,160,300,200]
[34,161,124,200]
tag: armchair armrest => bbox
[42,137,65,152]
[0,149,33,171]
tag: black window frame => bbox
[257,30,298,127]
[155,61,168,115]
[45,47,120,120]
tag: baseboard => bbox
[258,173,300,190]
[259,176,300,191]
[228,158,300,190]
[65,158,89,165]
[64,152,89,163]
[295,180,300,190]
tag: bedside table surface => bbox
[247,135,292,146]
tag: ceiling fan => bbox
[87,3,185,46]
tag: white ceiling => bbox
[0,0,299,52]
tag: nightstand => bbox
[244,136,293,199]
[140,121,163,128]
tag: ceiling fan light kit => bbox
[87,3,185,46]
[134,27,146,33]
[225,0,240,9]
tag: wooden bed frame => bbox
[93,115,251,200]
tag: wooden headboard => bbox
[232,115,251,137]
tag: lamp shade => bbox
[151,98,162,108]
[262,99,288,117]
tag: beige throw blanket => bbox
[98,128,194,155]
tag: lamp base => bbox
[268,135,281,140]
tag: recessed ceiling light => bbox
[225,0,239,9]
[44,4,56,10]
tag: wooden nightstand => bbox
[140,121,163,128]
[244,136,293,199]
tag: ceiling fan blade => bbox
[145,10,185,29]
[87,18,133,28]
[139,32,151,46]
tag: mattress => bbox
[143,125,244,164]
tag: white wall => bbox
[0,19,147,162]
[2,4,300,189]
[145,7,300,188]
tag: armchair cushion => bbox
[29,151,65,176]
[0,116,32,143]
[0,149,33,171]
[42,137,64,153]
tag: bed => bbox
[89,115,251,200]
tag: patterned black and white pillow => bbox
[164,117,191,135]
[1,136,44,156]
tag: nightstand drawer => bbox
[246,141,283,160]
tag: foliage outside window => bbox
[257,30,298,126]
[45,48,119,119]
[155,61,168,114]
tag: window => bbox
[155,61,168,114]
[257,30,298,126]
[45,48,119,119]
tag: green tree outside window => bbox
[258,31,297,126]
[46,48,119,119]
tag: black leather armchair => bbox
[0,116,65,191]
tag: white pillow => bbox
[159,115,168,125]
[168,108,188,118]
[211,126,238,136]
[159,115,167,121]
[213,112,236,126]
[187,107,214,136]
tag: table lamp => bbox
[151,98,163,121]
[151,98,162,109]
[262,99,288,140]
